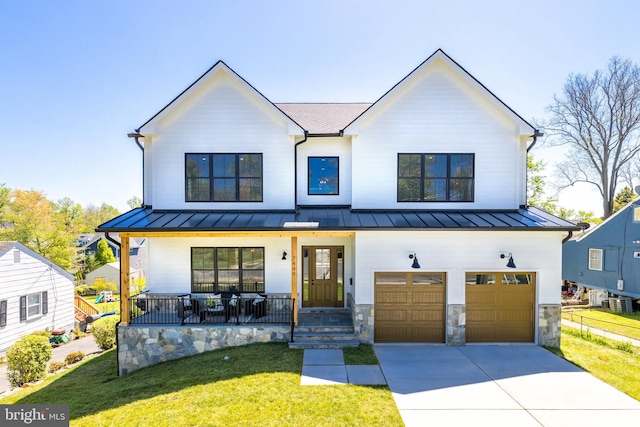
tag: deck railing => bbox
[128,293,294,327]
[74,295,100,321]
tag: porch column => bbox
[120,235,131,326]
[291,236,298,325]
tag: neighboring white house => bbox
[0,241,75,356]
[99,49,577,349]
[85,262,143,293]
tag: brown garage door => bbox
[465,272,535,342]
[375,272,446,343]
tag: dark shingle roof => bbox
[275,103,371,135]
[97,207,578,233]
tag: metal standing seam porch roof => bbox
[96,206,578,233]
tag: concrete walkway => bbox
[562,318,640,347]
[0,335,102,396]
[300,349,386,385]
[375,344,640,427]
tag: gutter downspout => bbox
[526,129,543,152]
[524,129,544,208]
[127,130,146,206]
[294,131,309,209]
[562,231,573,244]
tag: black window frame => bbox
[397,153,474,202]
[308,156,340,195]
[185,153,263,202]
[191,247,265,294]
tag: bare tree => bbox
[542,56,640,218]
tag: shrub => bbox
[65,351,85,364]
[6,334,53,387]
[91,316,118,350]
[48,361,67,373]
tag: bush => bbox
[91,316,118,350]
[6,334,53,387]
[48,361,67,373]
[65,351,85,364]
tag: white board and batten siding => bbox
[0,243,74,356]
[349,59,527,210]
[145,236,355,301]
[296,136,353,206]
[354,230,564,306]
[145,72,298,210]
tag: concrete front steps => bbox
[289,308,360,349]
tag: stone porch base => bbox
[117,324,290,375]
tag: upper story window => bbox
[186,153,262,202]
[308,157,339,195]
[588,248,603,271]
[398,153,474,202]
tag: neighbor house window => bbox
[308,157,339,195]
[191,247,264,293]
[398,153,474,202]
[0,300,6,327]
[19,291,48,321]
[588,248,603,271]
[186,153,262,202]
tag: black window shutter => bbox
[42,291,48,315]
[0,300,7,327]
[19,296,26,321]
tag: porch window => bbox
[398,153,474,202]
[308,157,339,195]
[191,247,264,293]
[185,153,262,202]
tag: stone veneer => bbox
[348,293,374,343]
[117,325,291,375]
[446,304,465,346]
[537,304,561,348]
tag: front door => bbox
[302,246,344,307]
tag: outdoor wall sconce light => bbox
[409,253,421,269]
[500,252,516,268]
[282,251,287,260]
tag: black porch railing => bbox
[129,293,294,328]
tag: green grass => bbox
[343,344,379,365]
[85,294,120,314]
[562,308,640,340]
[548,327,640,401]
[0,343,402,427]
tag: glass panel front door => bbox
[302,246,344,307]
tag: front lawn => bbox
[0,343,402,426]
[562,308,640,340]
[548,327,640,401]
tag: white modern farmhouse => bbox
[99,49,576,373]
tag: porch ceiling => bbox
[96,206,578,234]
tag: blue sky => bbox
[1,0,638,214]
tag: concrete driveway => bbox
[375,344,640,427]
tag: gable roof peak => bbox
[343,48,535,135]
[137,59,304,135]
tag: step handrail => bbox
[75,295,100,318]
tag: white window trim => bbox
[26,292,42,319]
[588,248,603,271]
